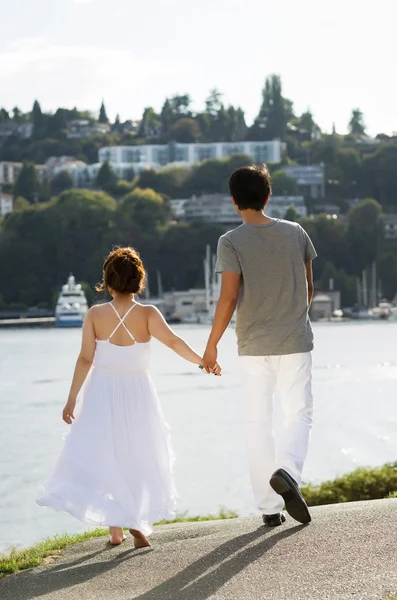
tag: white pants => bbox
[240,353,313,515]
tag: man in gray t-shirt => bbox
[203,165,317,528]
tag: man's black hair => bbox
[229,164,272,211]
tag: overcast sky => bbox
[1,0,395,135]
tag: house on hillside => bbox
[0,193,13,217]
[67,120,110,139]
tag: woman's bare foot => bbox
[109,526,127,545]
[129,528,151,548]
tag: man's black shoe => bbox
[262,513,286,527]
[270,468,311,524]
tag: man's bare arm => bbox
[306,260,314,306]
[202,272,241,372]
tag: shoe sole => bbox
[270,473,311,525]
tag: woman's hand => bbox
[63,400,76,424]
[212,361,222,376]
[200,357,222,376]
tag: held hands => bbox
[62,399,76,424]
[202,344,221,375]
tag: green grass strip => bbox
[0,509,238,578]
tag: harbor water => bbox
[1,322,397,553]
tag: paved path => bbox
[2,500,397,600]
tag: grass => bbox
[0,509,238,578]
[301,462,397,506]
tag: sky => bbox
[1,0,396,136]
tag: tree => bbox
[13,162,41,203]
[167,118,201,143]
[251,75,290,141]
[205,89,223,116]
[160,99,175,134]
[271,170,297,195]
[0,108,10,122]
[96,160,119,193]
[347,199,383,274]
[99,101,109,124]
[284,206,298,221]
[50,171,74,196]
[170,94,191,118]
[13,197,31,212]
[118,188,170,232]
[363,143,397,209]
[12,107,24,124]
[349,109,366,136]
[32,100,45,136]
[138,107,161,138]
[137,167,189,198]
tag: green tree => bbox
[167,118,201,143]
[96,160,119,193]
[348,109,366,136]
[347,199,383,274]
[13,196,31,212]
[251,75,290,141]
[160,99,175,134]
[138,107,161,138]
[363,143,397,209]
[157,221,224,291]
[32,100,45,137]
[284,206,298,221]
[118,188,169,231]
[99,101,109,124]
[12,107,24,124]
[50,171,74,196]
[0,108,10,122]
[271,170,297,195]
[205,89,223,116]
[170,94,191,118]
[13,162,41,203]
[137,167,189,198]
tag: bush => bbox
[302,462,397,506]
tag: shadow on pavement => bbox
[135,524,302,600]
[0,524,303,600]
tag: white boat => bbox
[55,274,88,328]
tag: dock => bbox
[0,317,55,328]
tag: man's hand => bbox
[202,344,218,374]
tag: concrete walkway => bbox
[2,500,397,600]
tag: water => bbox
[1,322,397,554]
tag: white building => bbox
[0,193,13,218]
[176,193,307,224]
[384,215,397,240]
[0,162,23,185]
[282,165,325,198]
[45,156,88,179]
[98,140,284,175]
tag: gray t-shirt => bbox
[215,219,317,356]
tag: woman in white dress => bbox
[38,246,221,547]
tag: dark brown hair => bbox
[96,247,146,295]
[229,164,272,211]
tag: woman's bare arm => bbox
[63,309,96,424]
[148,307,203,365]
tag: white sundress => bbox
[37,302,177,535]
